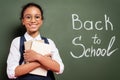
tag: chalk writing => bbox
[92,34,101,44]
[70,35,118,58]
[72,14,113,31]
[70,14,117,58]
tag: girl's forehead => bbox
[24,6,41,14]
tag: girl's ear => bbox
[22,19,25,25]
[41,20,43,25]
[39,20,43,27]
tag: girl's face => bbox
[22,6,43,34]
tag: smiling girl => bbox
[7,2,64,80]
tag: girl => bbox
[7,2,64,80]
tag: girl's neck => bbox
[27,31,40,38]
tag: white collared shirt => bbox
[7,32,64,79]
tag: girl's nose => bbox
[31,17,36,22]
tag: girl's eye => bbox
[26,16,31,19]
[23,15,41,21]
[35,16,41,19]
[24,15,31,21]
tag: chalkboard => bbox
[0,0,120,80]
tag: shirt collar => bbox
[24,32,42,41]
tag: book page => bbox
[24,40,44,50]
[24,40,32,50]
[31,41,51,55]
[29,67,47,76]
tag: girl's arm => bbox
[36,54,60,72]
[15,62,41,77]
[24,50,60,73]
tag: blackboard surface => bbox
[0,0,120,80]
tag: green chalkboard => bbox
[0,0,120,80]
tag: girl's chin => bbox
[28,30,38,33]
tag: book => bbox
[24,40,51,76]
[31,41,51,55]
[24,40,32,50]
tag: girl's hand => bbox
[24,50,52,62]
[24,50,39,62]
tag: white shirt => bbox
[7,32,64,79]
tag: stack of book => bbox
[24,40,51,76]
